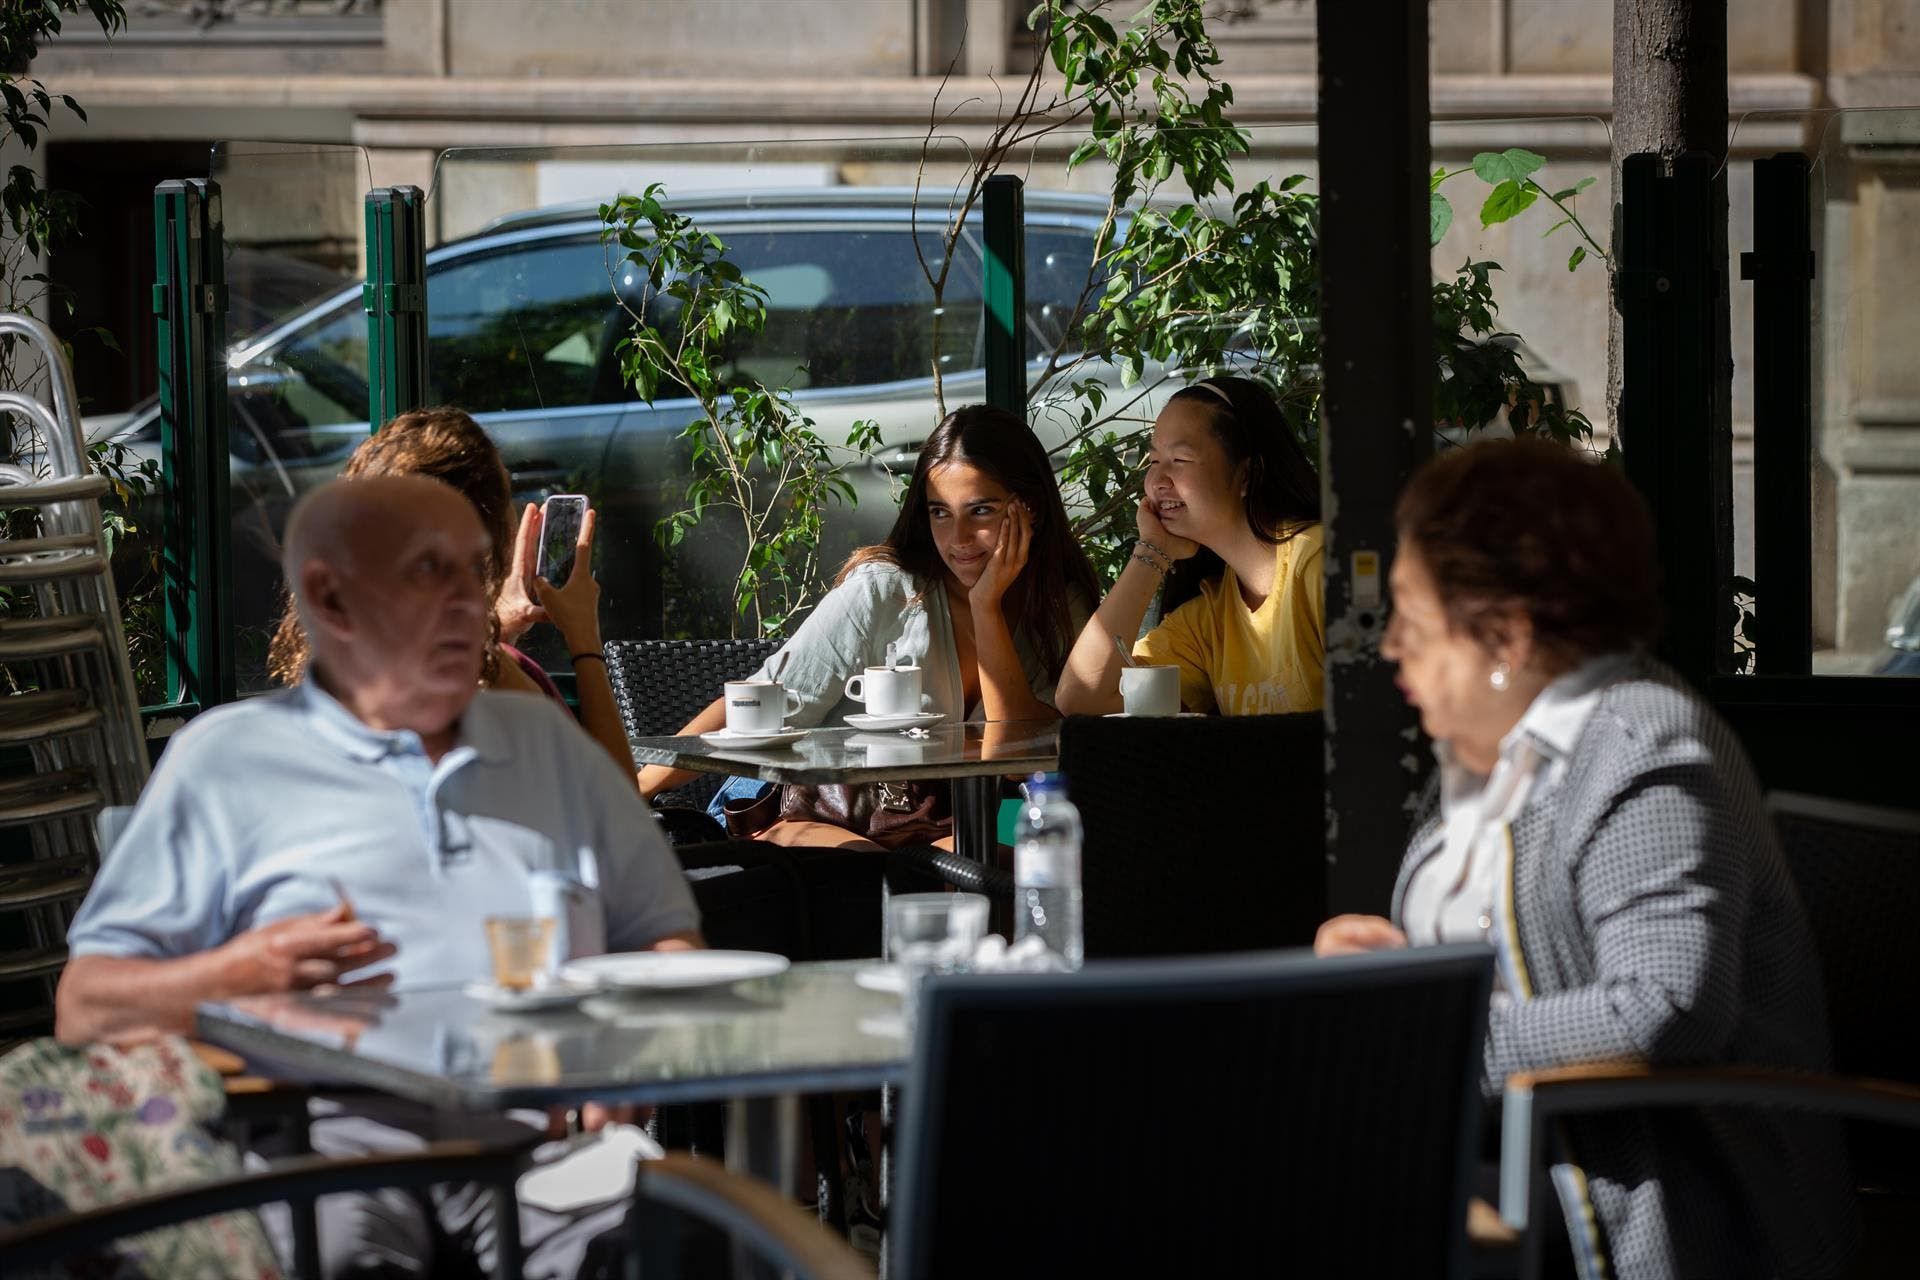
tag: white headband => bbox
[1189,380,1235,409]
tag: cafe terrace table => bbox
[628,719,1061,863]
[195,960,907,1200]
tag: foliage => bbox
[0,1,162,698]
[913,0,1607,579]
[601,185,882,637]
[605,0,1614,625]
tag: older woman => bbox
[1315,439,1854,1280]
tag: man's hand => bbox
[968,500,1032,613]
[215,904,397,997]
[1313,914,1408,957]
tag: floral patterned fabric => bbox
[0,1035,283,1279]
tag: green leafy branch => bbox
[1429,146,1607,273]
[600,184,881,637]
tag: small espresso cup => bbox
[844,656,923,717]
[1118,664,1182,717]
[724,680,803,734]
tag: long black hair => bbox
[841,404,1100,675]
[1160,375,1321,613]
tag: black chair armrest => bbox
[885,845,1013,901]
[1498,1063,1920,1279]
[655,804,730,847]
[631,1152,875,1280]
[0,1138,541,1272]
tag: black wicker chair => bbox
[1056,711,1325,959]
[893,946,1495,1279]
[605,637,781,817]
[1771,792,1920,1199]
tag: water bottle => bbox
[1014,772,1084,969]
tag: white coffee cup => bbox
[1118,664,1182,717]
[844,656,923,717]
[724,680,803,733]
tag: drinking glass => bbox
[484,916,556,991]
[887,893,989,1021]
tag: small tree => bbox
[599,186,882,637]
[606,0,1608,629]
[908,0,1603,579]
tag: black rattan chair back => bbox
[894,946,1494,1280]
[1057,711,1324,958]
[1769,791,1920,1085]
[605,638,781,811]
[1771,791,1920,1196]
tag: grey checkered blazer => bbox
[1392,659,1857,1280]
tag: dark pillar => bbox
[1316,0,1433,914]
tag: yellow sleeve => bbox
[1132,590,1219,714]
[1295,528,1326,671]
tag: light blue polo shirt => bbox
[67,681,699,989]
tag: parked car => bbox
[93,188,1151,685]
[1879,574,1920,675]
[88,187,1582,689]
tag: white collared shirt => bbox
[1402,653,1633,950]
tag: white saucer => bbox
[844,711,946,731]
[698,726,807,750]
[1102,711,1206,718]
[463,978,595,1013]
[561,949,791,992]
[853,963,906,995]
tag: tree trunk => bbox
[1608,0,1730,450]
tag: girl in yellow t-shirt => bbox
[1056,376,1325,716]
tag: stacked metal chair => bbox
[0,314,150,1045]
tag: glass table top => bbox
[627,719,1060,783]
[196,961,907,1110]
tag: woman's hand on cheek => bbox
[968,500,1032,613]
[1134,497,1199,561]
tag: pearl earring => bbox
[1489,661,1511,692]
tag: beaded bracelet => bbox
[1131,549,1170,576]
[1137,536,1174,564]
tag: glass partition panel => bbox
[427,136,978,653]
[1800,109,1920,676]
[206,143,373,693]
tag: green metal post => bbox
[152,178,233,710]
[982,174,1027,415]
[364,184,429,426]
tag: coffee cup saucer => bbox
[698,726,808,749]
[844,711,946,732]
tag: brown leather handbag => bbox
[724,781,953,849]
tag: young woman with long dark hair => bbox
[1056,375,1325,716]
[641,403,1100,849]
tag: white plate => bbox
[561,950,791,991]
[698,727,807,750]
[462,978,595,1013]
[844,711,946,731]
[853,963,906,995]
[1102,711,1206,718]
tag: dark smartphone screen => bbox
[537,494,587,584]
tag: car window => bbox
[697,227,983,390]
[1025,225,1103,356]
[428,235,627,413]
[235,299,369,464]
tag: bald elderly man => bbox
[57,474,701,1276]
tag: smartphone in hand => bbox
[536,494,589,584]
